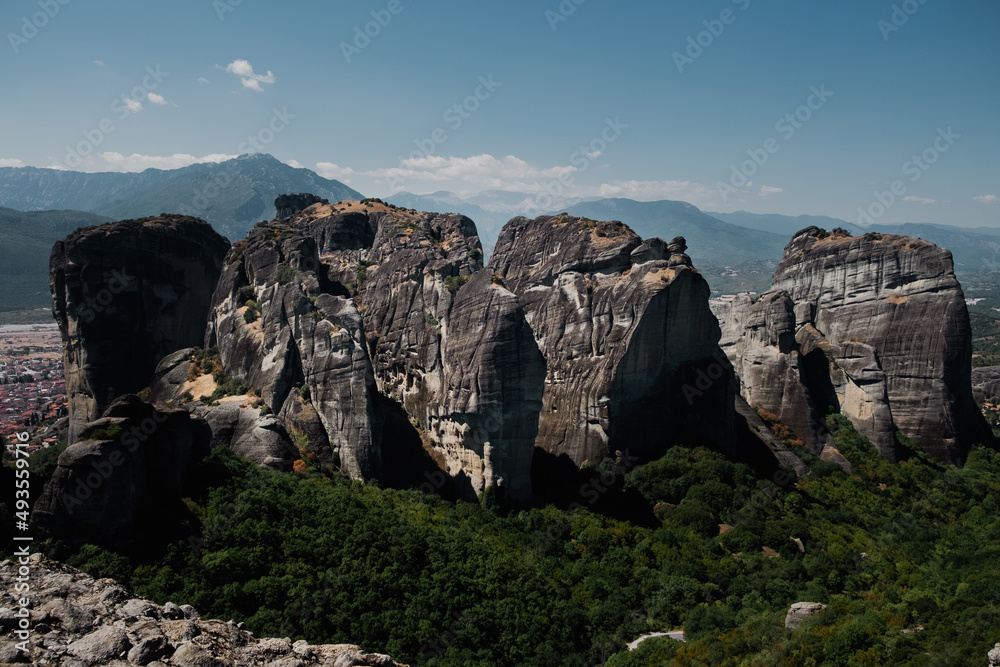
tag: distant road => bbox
[627,631,685,650]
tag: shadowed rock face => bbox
[490,216,735,468]
[720,227,994,464]
[31,395,210,548]
[50,215,229,444]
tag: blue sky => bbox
[1,0,998,225]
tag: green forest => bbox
[5,415,1000,666]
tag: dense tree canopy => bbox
[12,416,1000,666]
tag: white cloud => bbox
[147,92,168,106]
[88,152,237,172]
[125,98,143,113]
[315,162,356,182]
[285,159,304,169]
[759,185,784,197]
[91,60,104,67]
[221,59,275,91]
[0,158,25,168]
[197,77,210,84]
[372,154,576,191]
[974,194,998,204]
[903,196,935,205]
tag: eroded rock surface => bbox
[490,216,735,468]
[0,554,406,666]
[719,227,994,464]
[205,200,545,501]
[50,215,229,444]
[205,218,382,481]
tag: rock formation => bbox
[204,199,545,502]
[972,366,1000,400]
[31,395,210,548]
[148,347,301,471]
[719,227,994,464]
[489,216,735,469]
[784,602,827,630]
[50,215,229,444]
[0,554,405,666]
[204,215,382,481]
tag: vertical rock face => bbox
[50,215,229,444]
[345,203,544,503]
[205,217,383,481]
[206,200,546,501]
[490,215,735,469]
[720,227,994,464]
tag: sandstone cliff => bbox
[0,554,405,666]
[204,200,546,502]
[204,216,382,481]
[50,215,229,444]
[719,227,993,464]
[490,216,735,469]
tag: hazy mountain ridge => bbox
[0,207,112,312]
[0,154,362,242]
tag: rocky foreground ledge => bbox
[0,555,406,666]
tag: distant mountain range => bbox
[0,154,361,241]
[2,154,998,314]
[710,211,1000,273]
[0,207,111,312]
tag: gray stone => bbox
[161,602,184,620]
[785,601,827,629]
[490,215,734,468]
[718,227,996,464]
[127,635,170,665]
[67,626,131,663]
[170,642,217,667]
[120,599,160,620]
[0,643,27,663]
[31,396,210,550]
[42,598,95,633]
[179,604,200,621]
